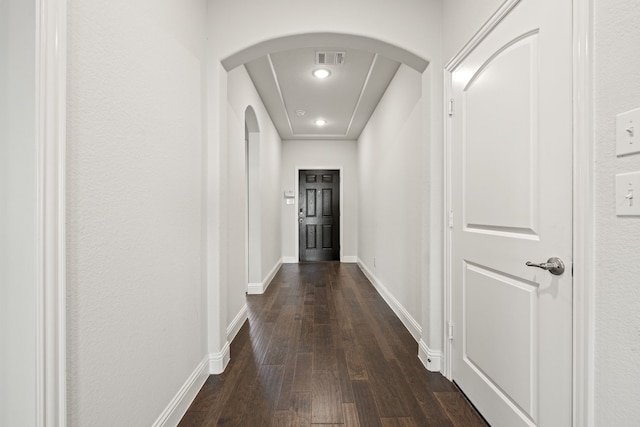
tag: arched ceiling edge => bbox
[221,32,429,73]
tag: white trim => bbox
[247,282,264,294]
[221,33,428,73]
[445,0,523,71]
[357,259,422,342]
[345,54,378,136]
[35,0,67,425]
[226,304,248,343]
[151,357,209,427]
[262,258,282,293]
[247,259,282,295]
[209,342,231,375]
[443,71,454,380]
[341,256,358,263]
[267,54,296,137]
[418,339,442,373]
[295,166,344,262]
[244,125,261,294]
[572,0,595,425]
[282,256,298,264]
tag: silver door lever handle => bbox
[525,257,565,276]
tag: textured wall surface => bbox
[281,140,359,261]
[0,1,37,425]
[209,0,442,62]
[442,0,504,61]
[358,65,424,326]
[594,0,640,424]
[226,66,282,326]
[66,0,208,425]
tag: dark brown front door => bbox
[299,170,340,262]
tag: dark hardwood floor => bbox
[179,262,487,427]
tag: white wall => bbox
[0,1,37,425]
[357,65,424,333]
[66,0,208,425]
[226,65,282,325]
[207,0,444,360]
[594,0,640,424]
[209,0,442,63]
[442,0,505,61]
[281,140,358,262]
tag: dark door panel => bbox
[299,170,340,261]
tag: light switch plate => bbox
[616,107,640,156]
[616,171,640,216]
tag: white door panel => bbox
[450,0,573,426]
[464,32,539,235]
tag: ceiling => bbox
[245,47,401,141]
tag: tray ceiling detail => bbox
[245,47,401,140]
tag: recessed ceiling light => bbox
[314,119,327,126]
[296,109,306,117]
[312,69,331,79]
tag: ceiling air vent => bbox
[316,51,346,65]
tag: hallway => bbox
[178,263,487,426]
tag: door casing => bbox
[442,1,595,426]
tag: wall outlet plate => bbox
[616,107,640,156]
[616,171,640,216]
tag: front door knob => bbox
[525,257,565,276]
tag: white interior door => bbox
[449,0,573,425]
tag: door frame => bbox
[294,166,344,262]
[35,0,67,424]
[441,0,594,426]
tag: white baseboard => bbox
[282,256,297,264]
[226,304,248,343]
[342,256,358,263]
[152,356,209,427]
[247,259,283,295]
[356,259,422,342]
[247,282,263,294]
[209,342,230,374]
[418,339,442,373]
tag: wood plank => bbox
[336,349,355,403]
[270,411,292,427]
[313,323,337,372]
[177,264,488,427]
[380,417,418,427]
[434,392,488,427]
[343,403,361,427]
[291,392,311,427]
[360,345,407,418]
[343,344,368,380]
[176,411,208,427]
[311,371,343,424]
[352,380,383,427]
[297,315,314,353]
[262,335,290,366]
[275,349,298,410]
[293,352,313,392]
